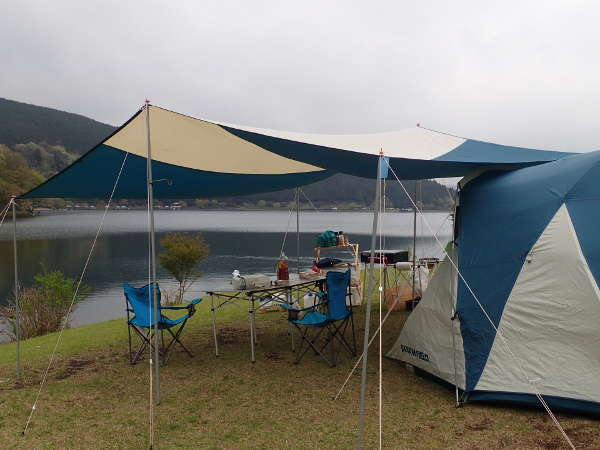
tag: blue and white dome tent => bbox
[388,150,600,416]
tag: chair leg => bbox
[130,327,152,364]
[294,327,312,363]
[339,316,355,355]
[331,326,336,367]
[350,312,357,354]
[161,320,194,364]
[166,325,193,360]
[328,318,356,357]
[161,329,165,365]
[127,321,134,363]
[293,325,333,367]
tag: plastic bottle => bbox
[277,253,289,280]
[303,291,315,309]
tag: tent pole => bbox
[357,154,383,449]
[145,102,160,405]
[411,182,417,300]
[12,196,21,379]
[296,187,300,275]
[451,185,460,407]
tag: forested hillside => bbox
[0,98,115,155]
[0,98,454,210]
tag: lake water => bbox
[0,210,452,328]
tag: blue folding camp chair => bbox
[124,282,203,365]
[284,270,356,367]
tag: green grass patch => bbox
[0,297,597,449]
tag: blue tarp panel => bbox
[22,144,333,199]
[224,126,575,180]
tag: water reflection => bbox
[0,210,452,326]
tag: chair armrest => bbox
[281,301,326,312]
[160,299,202,318]
[160,298,203,310]
[284,300,327,322]
[187,298,202,317]
[160,305,189,310]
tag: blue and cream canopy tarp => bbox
[21,105,574,199]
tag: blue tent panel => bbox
[468,391,600,417]
[456,151,600,391]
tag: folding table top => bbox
[206,274,325,295]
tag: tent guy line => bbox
[22,151,130,436]
[0,199,12,230]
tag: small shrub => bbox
[159,233,209,303]
[0,270,89,340]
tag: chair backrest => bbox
[325,270,351,321]
[124,282,162,327]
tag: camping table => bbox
[206,275,326,362]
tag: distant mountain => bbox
[227,174,454,210]
[0,98,454,209]
[0,98,115,155]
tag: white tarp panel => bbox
[214,122,467,160]
[475,204,600,402]
[387,247,465,389]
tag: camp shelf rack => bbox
[314,242,362,304]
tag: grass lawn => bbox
[0,297,598,449]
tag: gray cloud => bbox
[2,0,599,152]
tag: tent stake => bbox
[12,196,21,379]
[357,154,383,449]
[145,103,160,405]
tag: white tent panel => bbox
[475,204,600,403]
[387,247,465,389]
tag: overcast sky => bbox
[2,0,599,152]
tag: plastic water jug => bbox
[303,291,315,309]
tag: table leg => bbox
[252,297,258,344]
[287,288,295,352]
[249,300,256,363]
[211,294,219,357]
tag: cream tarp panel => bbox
[105,106,324,175]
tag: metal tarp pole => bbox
[451,184,460,407]
[12,196,21,379]
[411,182,417,300]
[357,154,383,448]
[145,103,160,405]
[296,187,300,275]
